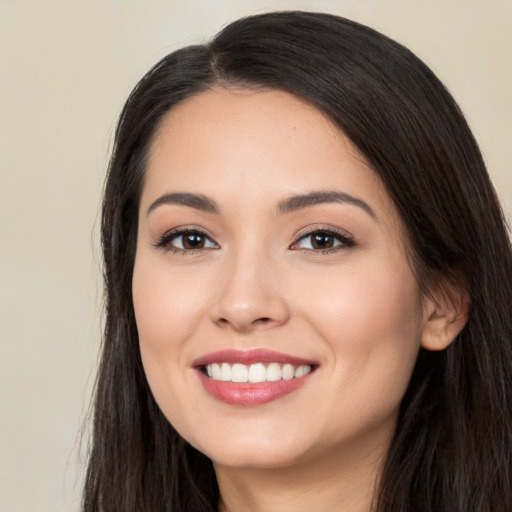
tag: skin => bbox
[132,88,467,512]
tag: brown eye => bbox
[311,233,335,249]
[172,230,217,250]
[181,232,206,249]
[292,229,354,252]
[156,229,218,251]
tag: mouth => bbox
[193,349,318,406]
[202,362,313,382]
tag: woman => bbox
[83,11,512,512]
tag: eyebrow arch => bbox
[147,190,376,220]
[277,190,377,220]
[147,192,220,216]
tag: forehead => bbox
[143,88,397,225]
[148,88,350,176]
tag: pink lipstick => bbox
[193,349,317,406]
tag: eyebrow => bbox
[277,190,377,220]
[147,189,376,220]
[147,193,220,216]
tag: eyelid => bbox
[152,224,355,254]
[289,225,355,251]
[153,225,219,252]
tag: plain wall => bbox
[0,1,510,510]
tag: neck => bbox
[215,437,387,512]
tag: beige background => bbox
[0,1,510,510]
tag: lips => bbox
[193,349,318,406]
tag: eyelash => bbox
[291,228,356,254]
[154,227,355,255]
[154,227,217,255]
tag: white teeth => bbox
[231,363,248,382]
[248,363,267,383]
[282,364,295,380]
[211,363,221,380]
[294,365,311,378]
[220,363,231,381]
[266,362,282,382]
[204,362,313,383]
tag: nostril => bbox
[212,311,286,332]
[216,316,273,330]
[253,317,272,325]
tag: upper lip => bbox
[192,348,318,367]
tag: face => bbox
[132,88,427,470]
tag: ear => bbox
[421,286,471,351]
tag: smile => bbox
[204,362,312,382]
[193,349,318,406]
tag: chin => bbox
[207,443,309,470]
[184,422,314,470]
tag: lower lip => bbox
[196,370,313,406]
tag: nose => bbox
[210,251,290,333]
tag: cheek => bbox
[131,255,213,440]
[295,255,422,340]
[292,257,423,415]
[327,271,421,349]
[131,253,208,406]
[133,256,204,353]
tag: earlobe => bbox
[420,291,471,351]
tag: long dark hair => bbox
[83,11,512,511]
